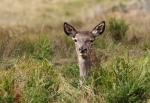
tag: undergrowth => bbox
[0,51,149,103]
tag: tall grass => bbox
[32,37,54,60]
[0,0,150,103]
[101,57,150,103]
[23,60,59,103]
[0,71,15,103]
[0,50,150,103]
[108,18,129,43]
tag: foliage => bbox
[108,18,129,43]
[32,36,54,60]
[0,72,15,103]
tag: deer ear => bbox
[64,22,77,37]
[91,21,105,37]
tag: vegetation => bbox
[108,18,129,43]
[0,0,150,103]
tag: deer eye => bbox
[90,40,94,42]
[72,37,77,42]
[74,39,77,42]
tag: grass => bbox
[108,18,129,43]
[1,32,149,101]
[0,37,149,102]
[0,0,150,103]
[102,57,150,103]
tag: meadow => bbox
[0,0,150,103]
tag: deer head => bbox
[64,21,105,58]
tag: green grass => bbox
[23,60,59,103]
[0,27,150,102]
[0,25,150,103]
[108,18,129,43]
[0,41,150,102]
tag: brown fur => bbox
[64,21,105,77]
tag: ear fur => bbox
[92,21,105,37]
[64,22,77,37]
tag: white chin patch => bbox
[79,54,83,56]
[79,53,87,56]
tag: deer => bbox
[63,21,105,80]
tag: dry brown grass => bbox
[0,0,150,60]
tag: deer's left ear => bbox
[91,21,105,37]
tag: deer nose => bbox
[79,47,87,53]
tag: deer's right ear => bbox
[64,22,77,37]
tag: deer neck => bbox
[76,50,92,77]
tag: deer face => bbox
[64,21,105,57]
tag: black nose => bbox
[79,47,87,53]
